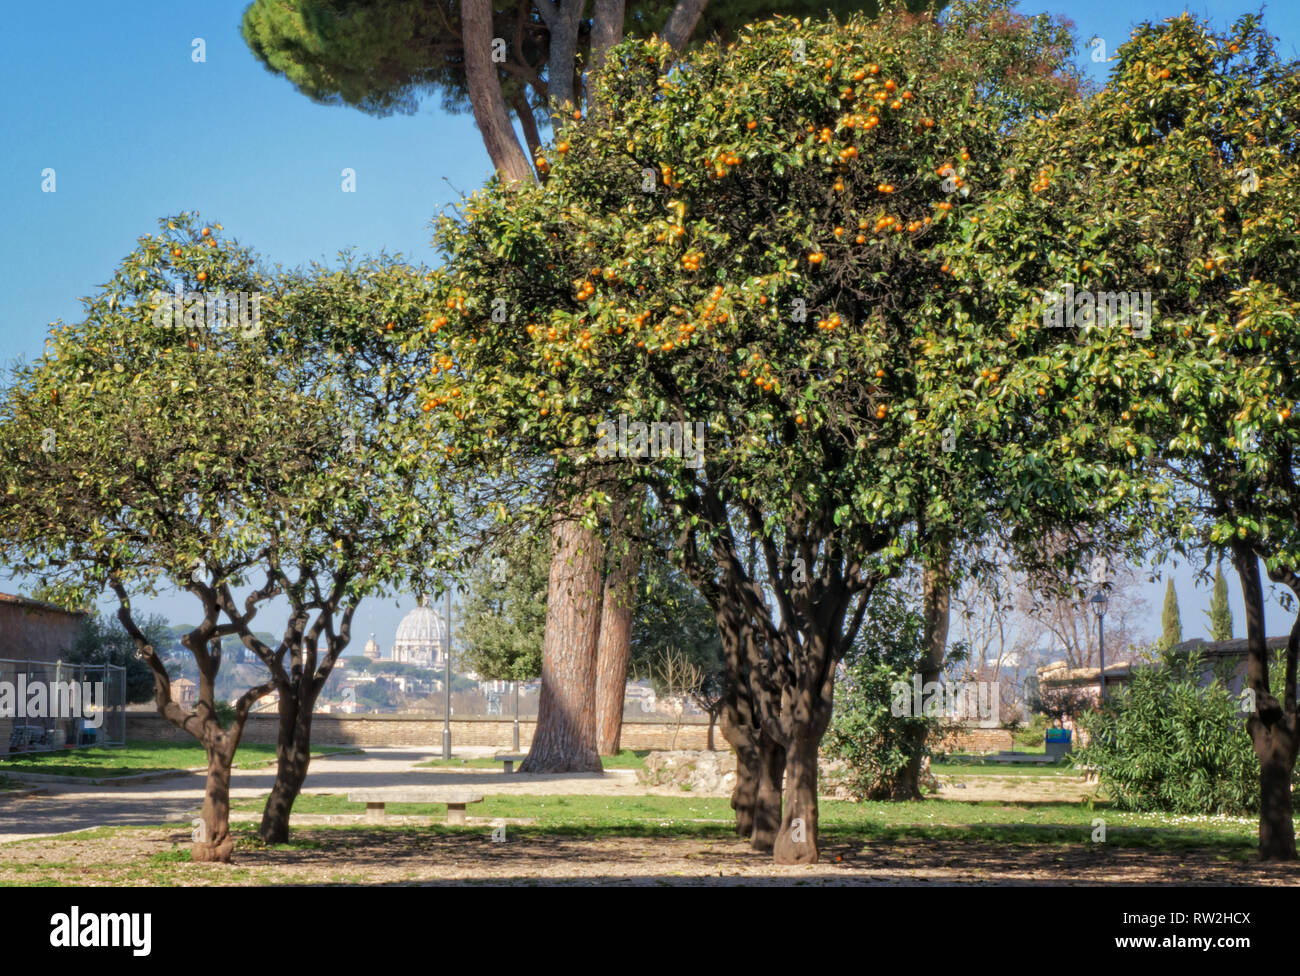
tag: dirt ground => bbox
[0,824,1292,886]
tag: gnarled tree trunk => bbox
[752,731,786,852]
[260,691,315,844]
[1234,541,1300,861]
[193,740,236,863]
[772,718,824,865]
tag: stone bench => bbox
[347,789,484,825]
[493,753,529,774]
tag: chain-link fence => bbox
[0,658,126,755]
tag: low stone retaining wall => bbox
[637,750,877,799]
[125,712,717,751]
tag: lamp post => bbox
[443,587,453,760]
[1090,587,1109,701]
[512,680,520,752]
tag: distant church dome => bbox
[392,597,448,668]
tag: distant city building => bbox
[390,597,449,669]
[363,633,381,661]
[0,592,87,663]
[170,678,197,708]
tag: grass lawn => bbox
[0,741,352,779]
[223,791,1256,850]
[416,749,649,771]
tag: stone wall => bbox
[124,712,719,751]
[932,724,1014,754]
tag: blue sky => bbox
[1,0,1297,651]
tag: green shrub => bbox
[1077,651,1268,814]
[824,583,946,799]
[1012,712,1050,750]
[214,700,238,731]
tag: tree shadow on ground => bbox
[198,824,1295,886]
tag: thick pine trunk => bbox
[193,745,235,863]
[521,513,604,773]
[595,489,642,755]
[661,0,710,51]
[542,0,584,113]
[773,731,819,865]
[260,695,314,844]
[462,0,535,181]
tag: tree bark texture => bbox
[463,0,535,181]
[1233,540,1299,861]
[595,487,643,755]
[521,510,605,773]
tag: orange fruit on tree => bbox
[196,271,207,282]
[200,227,210,237]
[747,119,758,130]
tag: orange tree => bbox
[0,215,451,858]
[420,1,1081,863]
[953,13,1300,858]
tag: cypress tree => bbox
[1207,562,1234,641]
[1161,578,1182,651]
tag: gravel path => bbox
[0,747,666,844]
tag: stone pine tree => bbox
[1161,579,1182,651]
[1208,563,1234,641]
[241,0,944,773]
